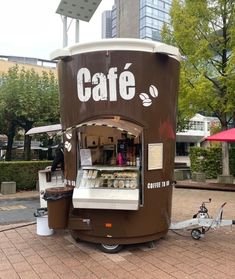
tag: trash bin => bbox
[34,208,54,236]
[43,187,73,229]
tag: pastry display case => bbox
[73,166,140,210]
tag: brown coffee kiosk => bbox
[51,39,181,253]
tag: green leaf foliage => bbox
[0,161,52,190]
[0,65,60,160]
[190,147,235,178]
[0,65,60,127]
[163,0,235,129]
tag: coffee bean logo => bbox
[143,98,152,107]
[149,85,158,98]
[139,84,159,107]
[65,130,72,140]
[65,141,72,152]
[139,93,152,107]
[139,93,150,101]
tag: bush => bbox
[190,147,235,178]
[0,161,52,190]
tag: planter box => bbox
[192,172,206,182]
[217,175,234,184]
[1,181,16,195]
[174,169,191,181]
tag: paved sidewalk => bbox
[0,188,235,279]
[0,191,39,201]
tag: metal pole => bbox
[75,19,80,43]
[63,16,68,47]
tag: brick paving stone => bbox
[36,248,54,258]
[18,270,40,279]
[57,272,79,279]
[137,261,157,273]
[190,271,214,279]
[0,239,14,249]
[87,265,114,277]
[21,248,37,257]
[159,254,182,266]
[171,270,192,279]
[43,255,63,266]
[130,268,158,279]
[0,259,12,271]
[61,257,80,268]
[52,249,71,259]
[51,263,71,276]
[12,261,32,273]
[7,253,25,264]
[71,265,93,276]
[82,258,100,268]
[2,247,19,256]
[0,269,19,279]
[105,253,127,263]
[118,260,138,272]
[97,259,119,270]
[155,260,179,274]
[149,268,176,279]
[26,255,44,265]
[109,266,135,279]
[1,188,235,279]
[77,274,99,279]
[174,262,199,275]
[119,254,142,264]
[32,262,52,274]
[38,272,60,279]
[47,244,64,252]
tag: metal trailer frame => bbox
[170,199,235,240]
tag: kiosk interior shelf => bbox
[73,166,140,210]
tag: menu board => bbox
[148,143,163,170]
[80,149,92,166]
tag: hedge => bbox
[0,161,52,190]
[190,147,235,179]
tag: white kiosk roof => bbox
[26,124,62,135]
[50,38,181,61]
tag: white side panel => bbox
[73,187,139,210]
[38,170,64,208]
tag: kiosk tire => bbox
[100,243,123,253]
[191,229,201,240]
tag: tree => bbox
[163,0,235,176]
[0,65,60,160]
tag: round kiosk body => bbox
[51,39,181,250]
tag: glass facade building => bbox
[101,11,113,39]
[140,0,172,41]
[111,0,172,42]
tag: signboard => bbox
[148,143,163,170]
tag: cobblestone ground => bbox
[0,188,235,279]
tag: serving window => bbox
[72,118,143,210]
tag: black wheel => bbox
[147,241,156,249]
[191,229,202,240]
[100,243,123,254]
[70,230,80,242]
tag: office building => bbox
[112,0,172,41]
[101,10,113,39]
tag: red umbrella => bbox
[206,128,235,142]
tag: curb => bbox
[0,191,40,201]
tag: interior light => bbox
[105,223,112,228]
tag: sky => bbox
[0,0,114,60]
